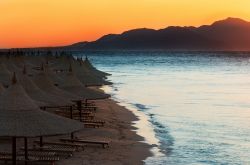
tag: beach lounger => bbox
[72,100,95,106]
[74,115,95,120]
[55,110,93,117]
[82,105,97,110]
[21,145,75,157]
[27,156,59,165]
[19,150,56,157]
[60,138,111,148]
[41,105,67,110]
[81,120,105,126]
[34,141,86,151]
[72,111,93,116]
[83,115,95,120]
[0,152,59,165]
[82,122,103,128]
[78,114,94,119]
[0,150,56,157]
[81,102,95,106]
[73,105,97,112]
[0,154,24,164]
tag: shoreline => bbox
[0,89,154,164]
[58,98,153,165]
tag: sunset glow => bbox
[1,0,250,48]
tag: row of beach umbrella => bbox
[0,52,111,165]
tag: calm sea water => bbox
[76,51,250,165]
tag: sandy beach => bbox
[0,98,152,165]
[1,1,250,163]
[0,52,153,165]
[58,99,152,165]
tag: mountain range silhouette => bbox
[68,17,250,51]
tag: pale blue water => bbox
[76,51,250,165]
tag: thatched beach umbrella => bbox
[50,55,111,86]
[43,64,64,86]
[58,64,110,100]
[0,63,12,86]
[24,55,47,67]
[5,62,20,73]
[9,56,40,76]
[76,58,105,79]
[18,66,73,107]
[0,73,84,165]
[49,54,74,72]
[49,56,78,77]
[31,66,80,101]
[82,56,111,77]
[8,55,26,69]
[72,60,112,86]
[0,83,5,94]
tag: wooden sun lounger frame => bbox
[72,106,97,112]
[73,115,95,120]
[56,110,93,116]
[82,120,105,126]
[55,111,93,118]
[21,146,75,157]
[34,141,86,151]
[0,152,59,165]
[60,138,111,148]
[81,102,95,106]
[82,122,103,128]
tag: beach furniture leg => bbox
[12,137,16,165]
[40,136,43,147]
[24,137,28,165]
[70,106,73,119]
[77,101,82,122]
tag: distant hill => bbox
[68,17,250,51]
[66,41,89,50]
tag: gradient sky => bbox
[1,0,250,48]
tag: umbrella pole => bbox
[79,101,82,122]
[70,106,73,119]
[24,137,28,165]
[77,101,82,122]
[39,136,43,147]
[71,132,74,139]
[12,137,16,165]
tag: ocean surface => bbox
[76,51,250,165]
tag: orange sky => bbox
[1,0,250,48]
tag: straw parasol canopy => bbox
[77,58,105,79]
[6,63,20,73]
[49,56,76,75]
[31,67,80,101]
[58,64,110,100]
[23,55,47,67]
[0,72,84,165]
[0,73,84,137]
[0,83,5,94]
[8,55,26,69]
[71,60,112,86]
[49,54,74,72]
[18,66,73,107]
[43,64,64,85]
[12,58,40,76]
[49,55,112,86]
[0,63,12,86]
[82,56,111,77]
